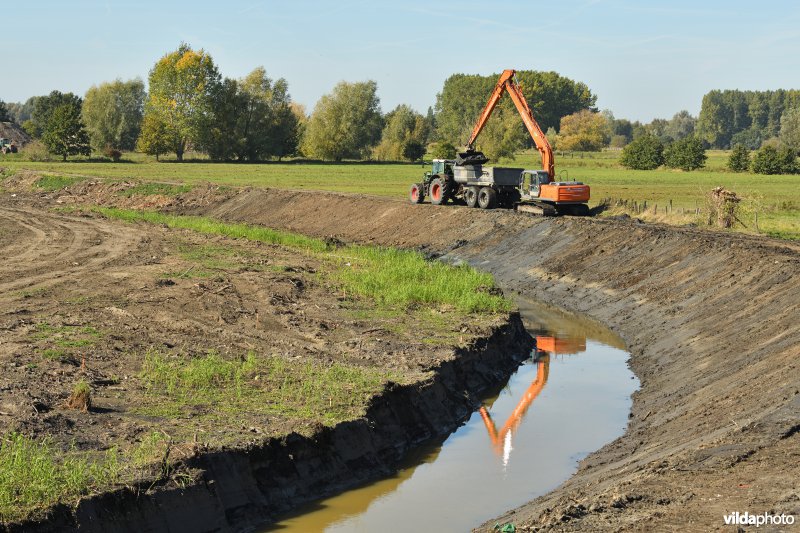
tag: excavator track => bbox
[515,202,558,217]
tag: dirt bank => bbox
[180,187,800,531]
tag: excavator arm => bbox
[465,69,555,179]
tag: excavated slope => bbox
[185,187,800,531]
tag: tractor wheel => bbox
[464,186,480,208]
[430,177,446,205]
[477,187,497,209]
[409,183,424,204]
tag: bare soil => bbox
[2,177,798,531]
[0,180,518,528]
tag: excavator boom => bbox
[466,69,555,179]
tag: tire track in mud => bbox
[0,206,143,296]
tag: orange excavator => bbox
[409,69,591,216]
[478,335,586,459]
[461,69,591,216]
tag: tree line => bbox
[0,47,602,163]
[4,45,799,171]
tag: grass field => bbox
[2,149,798,239]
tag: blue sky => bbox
[4,0,800,122]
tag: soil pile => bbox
[0,122,31,147]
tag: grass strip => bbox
[34,175,80,191]
[0,434,120,523]
[94,207,510,314]
[138,350,395,425]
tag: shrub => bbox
[21,140,52,162]
[664,136,707,171]
[752,145,783,174]
[103,146,122,162]
[728,144,751,172]
[620,134,664,169]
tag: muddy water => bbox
[269,297,638,532]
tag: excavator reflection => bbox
[478,335,586,465]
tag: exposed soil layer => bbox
[175,187,800,532]
[2,179,799,531]
[0,183,530,531]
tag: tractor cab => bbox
[430,158,455,178]
[520,170,550,199]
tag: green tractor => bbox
[408,159,459,205]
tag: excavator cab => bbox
[520,170,550,198]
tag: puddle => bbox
[268,296,639,532]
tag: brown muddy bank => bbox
[183,187,800,531]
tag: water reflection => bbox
[267,297,637,532]
[478,334,587,465]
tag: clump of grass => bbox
[118,182,193,197]
[333,245,510,313]
[0,434,120,523]
[137,350,395,425]
[95,208,510,314]
[65,380,92,412]
[34,175,80,191]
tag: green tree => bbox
[555,110,609,151]
[431,141,457,159]
[5,98,36,124]
[136,114,170,160]
[605,112,633,145]
[727,144,751,172]
[619,134,664,170]
[0,100,9,122]
[82,78,145,152]
[665,110,696,141]
[777,146,798,174]
[730,128,762,150]
[30,91,83,138]
[752,145,783,174]
[779,106,800,152]
[434,70,596,148]
[41,102,91,161]
[268,78,301,160]
[205,69,300,161]
[373,104,430,161]
[664,136,706,171]
[301,80,382,161]
[645,118,671,143]
[477,108,527,160]
[141,43,221,161]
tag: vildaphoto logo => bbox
[723,511,795,527]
